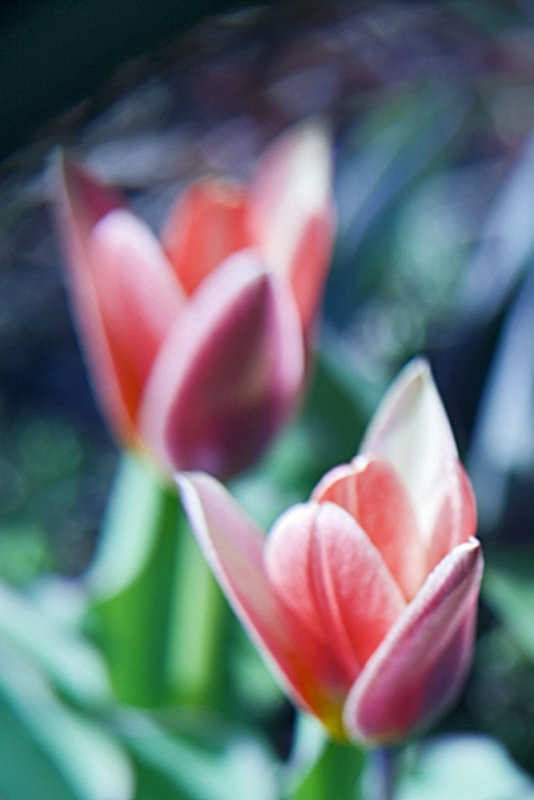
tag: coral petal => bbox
[313,456,426,600]
[141,251,304,477]
[265,501,406,680]
[285,210,335,333]
[428,462,478,572]
[89,210,184,426]
[344,539,483,743]
[55,158,144,440]
[362,359,459,542]
[162,179,253,296]
[58,155,123,237]
[249,122,335,331]
[177,473,348,723]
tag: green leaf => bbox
[398,735,534,800]
[483,553,534,664]
[85,451,225,708]
[303,336,380,466]
[336,82,470,264]
[85,452,183,706]
[0,639,133,800]
[0,577,110,708]
[85,453,173,600]
[120,710,278,800]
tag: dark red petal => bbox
[344,539,482,744]
[141,251,304,478]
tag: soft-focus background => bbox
[3,1,534,798]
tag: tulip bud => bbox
[178,360,483,743]
[54,122,335,479]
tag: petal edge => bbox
[344,538,483,744]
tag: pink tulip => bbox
[54,123,334,478]
[178,360,483,743]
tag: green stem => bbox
[86,451,227,708]
[166,515,225,706]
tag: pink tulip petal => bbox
[177,472,351,734]
[88,210,185,427]
[249,122,335,331]
[312,456,426,600]
[57,155,123,238]
[265,501,406,681]
[285,210,336,335]
[361,359,459,542]
[427,462,478,572]
[140,250,304,477]
[344,538,483,744]
[55,157,145,440]
[161,179,253,296]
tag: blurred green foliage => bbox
[4,0,534,797]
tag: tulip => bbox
[178,359,483,744]
[54,122,334,478]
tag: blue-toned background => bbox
[3,2,534,797]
